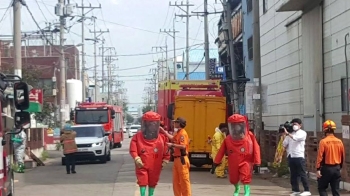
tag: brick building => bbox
[0,43,80,103]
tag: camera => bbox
[278,121,294,133]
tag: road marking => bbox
[134,181,140,196]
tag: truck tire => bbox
[116,142,122,148]
[61,157,66,165]
[99,149,107,164]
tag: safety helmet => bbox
[64,123,73,131]
[323,120,336,131]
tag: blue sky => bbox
[0,0,223,107]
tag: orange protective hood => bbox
[142,111,161,121]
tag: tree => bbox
[142,105,153,114]
[122,101,128,113]
[126,113,134,124]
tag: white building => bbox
[259,0,347,132]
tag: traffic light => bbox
[69,110,75,121]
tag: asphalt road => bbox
[14,136,299,196]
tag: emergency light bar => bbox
[179,84,219,89]
[75,107,107,110]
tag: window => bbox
[75,110,109,124]
[247,0,252,13]
[248,36,253,60]
[263,0,268,14]
[341,78,348,112]
[72,126,104,138]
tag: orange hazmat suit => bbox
[214,114,261,196]
[129,111,170,196]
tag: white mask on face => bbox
[174,128,179,132]
[293,125,299,131]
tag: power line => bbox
[84,43,204,57]
[0,3,12,26]
[95,17,203,41]
[34,0,49,22]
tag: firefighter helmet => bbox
[322,120,336,131]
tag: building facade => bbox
[258,0,350,132]
[177,49,219,80]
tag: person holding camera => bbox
[282,118,311,196]
[316,120,344,196]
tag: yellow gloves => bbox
[134,156,144,168]
[162,160,169,167]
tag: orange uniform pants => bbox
[172,156,191,196]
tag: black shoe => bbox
[67,172,70,174]
[72,171,76,174]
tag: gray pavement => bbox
[14,136,298,196]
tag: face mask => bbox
[293,125,299,131]
[174,128,179,132]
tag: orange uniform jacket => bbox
[316,134,345,170]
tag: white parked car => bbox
[62,124,111,165]
[128,125,141,138]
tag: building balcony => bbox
[276,0,322,12]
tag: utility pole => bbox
[222,0,239,113]
[76,2,101,101]
[100,46,115,93]
[59,0,66,126]
[160,17,179,80]
[55,0,75,126]
[88,17,109,102]
[253,0,262,139]
[13,0,25,78]
[170,1,194,80]
[192,1,222,80]
[152,45,168,79]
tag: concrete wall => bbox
[323,0,350,131]
[259,0,303,130]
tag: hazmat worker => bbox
[213,114,261,196]
[12,129,27,173]
[129,111,170,196]
[160,117,191,196]
[211,123,228,178]
[316,120,345,196]
[60,124,78,174]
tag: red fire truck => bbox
[73,102,124,149]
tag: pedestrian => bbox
[60,123,77,174]
[211,123,228,178]
[129,111,170,196]
[316,120,345,196]
[213,114,260,196]
[160,117,191,196]
[12,128,27,173]
[283,118,311,196]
